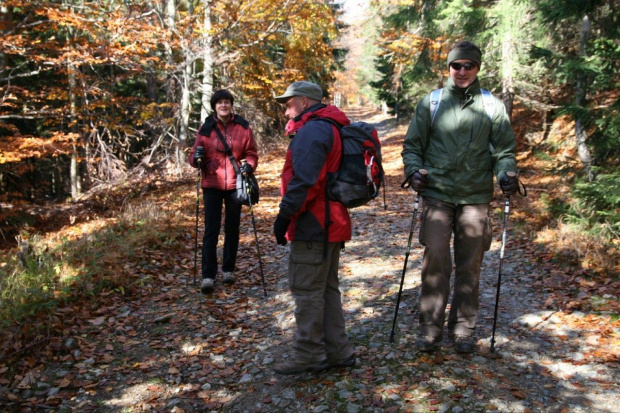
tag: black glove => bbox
[273,214,291,246]
[408,170,429,192]
[240,163,253,175]
[194,146,205,166]
[499,172,519,196]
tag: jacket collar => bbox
[446,77,481,100]
[285,104,326,136]
[199,114,249,136]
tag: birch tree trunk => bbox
[164,0,176,120]
[200,2,214,122]
[68,61,80,199]
[575,14,593,180]
[177,2,194,164]
[178,2,195,151]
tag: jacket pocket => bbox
[463,155,492,171]
[425,152,453,170]
[206,158,219,174]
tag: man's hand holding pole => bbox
[409,169,429,192]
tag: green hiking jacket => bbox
[402,78,517,204]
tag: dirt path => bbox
[2,108,618,413]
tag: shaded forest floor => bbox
[1,107,619,412]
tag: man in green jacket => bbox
[402,41,519,353]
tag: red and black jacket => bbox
[189,114,258,191]
[279,104,351,243]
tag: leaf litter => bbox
[1,108,619,412]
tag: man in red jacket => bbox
[272,81,356,375]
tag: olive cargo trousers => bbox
[287,241,354,363]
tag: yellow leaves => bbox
[0,133,81,164]
[256,76,274,86]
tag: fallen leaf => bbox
[89,317,106,326]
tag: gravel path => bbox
[3,110,618,413]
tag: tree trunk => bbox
[164,0,176,120]
[501,34,515,120]
[200,2,214,122]
[68,61,80,199]
[178,1,195,163]
[0,5,11,80]
[575,14,593,180]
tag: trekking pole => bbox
[247,199,266,297]
[389,169,427,343]
[241,162,267,298]
[192,160,202,286]
[490,171,515,352]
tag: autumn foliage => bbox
[1,0,344,206]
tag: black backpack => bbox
[317,119,385,209]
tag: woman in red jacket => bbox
[189,90,258,294]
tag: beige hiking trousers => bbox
[418,197,492,339]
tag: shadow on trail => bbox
[2,108,617,413]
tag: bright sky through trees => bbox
[341,0,370,23]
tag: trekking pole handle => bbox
[401,168,428,190]
[415,169,428,202]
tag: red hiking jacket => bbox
[189,114,258,191]
[279,104,351,243]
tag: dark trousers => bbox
[418,197,491,338]
[202,188,242,280]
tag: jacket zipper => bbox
[223,123,228,189]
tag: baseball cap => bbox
[275,81,323,103]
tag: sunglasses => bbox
[449,62,477,71]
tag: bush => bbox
[567,170,620,240]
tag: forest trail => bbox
[2,107,619,413]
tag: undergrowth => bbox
[534,167,620,278]
[0,201,187,332]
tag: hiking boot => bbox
[452,335,475,354]
[200,278,215,294]
[273,359,330,375]
[222,272,235,285]
[414,335,442,352]
[329,353,357,369]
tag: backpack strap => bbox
[430,88,495,124]
[480,89,495,121]
[213,125,241,175]
[429,88,443,125]
[480,89,496,153]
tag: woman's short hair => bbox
[210,89,234,111]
